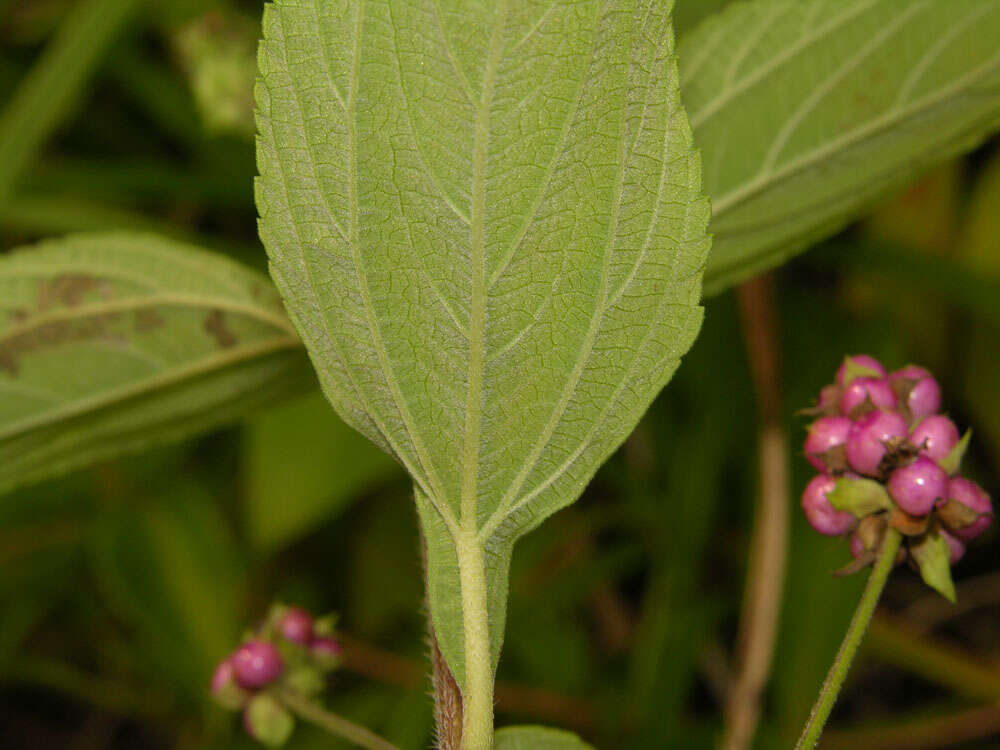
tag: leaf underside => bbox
[494,725,595,750]
[256,0,709,688]
[0,232,310,496]
[681,0,1000,293]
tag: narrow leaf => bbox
[256,0,709,691]
[0,232,311,496]
[495,725,594,750]
[679,0,1000,293]
[910,531,957,603]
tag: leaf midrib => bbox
[460,0,508,532]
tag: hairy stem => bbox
[457,527,495,750]
[796,528,903,749]
[274,687,399,750]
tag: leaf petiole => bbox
[273,687,399,750]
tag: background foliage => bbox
[1,1,999,748]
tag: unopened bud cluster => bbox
[211,604,343,746]
[801,355,992,589]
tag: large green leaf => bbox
[0,232,311,496]
[680,0,1000,293]
[256,0,708,718]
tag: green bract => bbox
[254,0,709,738]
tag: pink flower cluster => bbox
[211,605,343,737]
[801,355,992,564]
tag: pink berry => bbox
[945,477,993,541]
[801,475,855,536]
[836,355,887,386]
[889,366,941,420]
[941,529,966,565]
[232,641,284,689]
[310,636,344,668]
[804,416,851,472]
[910,415,959,464]
[846,410,908,476]
[277,607,314,645]
[210,658,248,710]
[888,457,947,516]
[840,377,897,416]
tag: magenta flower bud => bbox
[277,607,314,645]
[888,457,947,516]
[310,636,344,669]
[211,658,248,710]
[840,377,897,416]
[232,641,284,689]
[945,477,993,541]
[803,416,851,472]
[801,475,855,536]
[836,354,887,386]
[846,410,908,476]
[941,529,966,565]
[910,415,959,464]
[889,366,941,420]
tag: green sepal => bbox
[283,666,325,697]
[245,693,295,747]
[828,477,892,517]
[910,532,957,603]
[939,429,972,475]
[840,357,882,386]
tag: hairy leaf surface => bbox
[680,0,1000,293]
[0,232,310,495]
[256,0,709,689]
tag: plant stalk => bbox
[795,528,903,749]
[456,527,495,750]
[274,687,399,750]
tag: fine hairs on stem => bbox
[796,528,903,748]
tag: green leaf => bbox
[0,232,312,497]
[827,477,892,517]
[246,693,295,747]
[256,0,708,707]
[939,428,972,476]
[679,0,1000,294]
[494,726,594,750]
[243,391,400,554]
[910,531,957,603]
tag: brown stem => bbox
[722,274,790,750]
[430,630,464,750]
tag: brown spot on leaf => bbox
[205,309,237,348]
[37,274,110,310]
[0,314,120,376]
[134,308,165,333]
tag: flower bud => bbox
[803,416,851,472]
[836,355,886,386]
[276,607,314,646]
[211,658,248,710]
[944,477,994,541]
[801,475,855,536]
[888,457,947,516]
[889,365,941,420]
[232,641,284,689]
[840,377,897,417]
[910,415,959,464]
[310,637,344,670]
[846,410,908,477]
